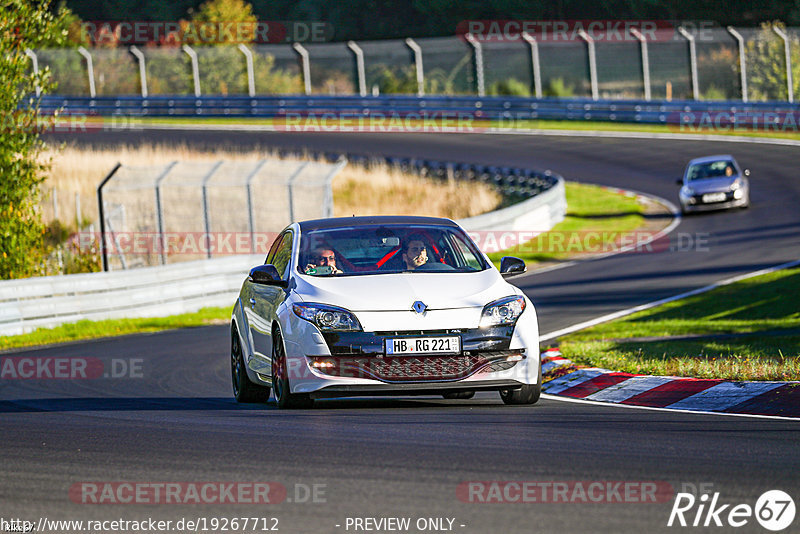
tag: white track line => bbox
[541,393,800,422]
[541,258,800,342]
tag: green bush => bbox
[488,78,531,97]
[543,77,575,98]
[746,21,800,101]
[0,0,78,279]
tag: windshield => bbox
[298,224,489,276]
[686,160,737,181]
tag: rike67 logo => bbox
[668,489,795,531]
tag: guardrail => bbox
[0,175,566,336]
[40,95,800,125]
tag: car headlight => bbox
[683,186,694,196]
[730,179,742,190]
[293,303,362,332]
[480,296,526,328]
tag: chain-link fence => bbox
[98,158,345,270]
[29,26,800,101]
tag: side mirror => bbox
[499,256,526,277]
[249,264,288,287]
[744,169,750,177]
[676,178,684,185]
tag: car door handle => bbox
[249,298,256,306]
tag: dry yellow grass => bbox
[39,144,501,226]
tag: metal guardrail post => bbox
[24,49,41,97]
[577,30,598,100]
[97,162,122,272]
[629,28,651,101]
[772,26,794,103]
[521,32,542,98]
[347,41,367,96]
[678,27,700,100]
[286,162,309,223]
[405,38,424,96]
[154,161,178,265]
[244,160,267,253]
[129,46,148,98]
[293,43,312,95]
[77,46,96,98]
[464,33,485,96]
[182,45,201,97]
[727,27,748,102]
[201,161,224,259]
[237,43,256,97]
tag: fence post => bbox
[577,30,598,100]
[521,32,542,98]
[244,159,267,253]
[347,41,367,96]
[182,44,201,97]
[293,43,312,95]
[77,46,96,97]
[322,157,347,217]
[726,27,748,103]
[286,162,309,223]
[154,161,178,265]
[129,46,148,98]
[237,43,256,97]
[25,49,41,97]
[464,33,485,96]
[772,26,794,103]
[678,27,699,100]
[629,28,651,101]
[405,38,424,96]
[97,162,122,272]
[201,161,224,259]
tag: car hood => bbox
[687,177,739,194]
[293,269,516,311]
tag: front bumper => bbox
[680,190,748,212]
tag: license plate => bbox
[385,336,461,355]
[702,192,726,203]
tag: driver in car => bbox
[305,247,343,275]
[402,236,428,270]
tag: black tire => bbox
[231,325,270,403]
[271,328,314,409]
[499,362,542,405]
[442,391,475,400]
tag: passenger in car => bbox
[305,247,343,274]
[402,236,429,270]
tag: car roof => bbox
[687,155,736,165]
[298,215,459,232]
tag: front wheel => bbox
[231,325,270,403]
[499,362,541,405]
[271,328,314,409]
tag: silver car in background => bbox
[678,155,750,213]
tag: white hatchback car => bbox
[231,216,541,409]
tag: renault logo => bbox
[412,301,427,314]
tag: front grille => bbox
[307,350,523,383]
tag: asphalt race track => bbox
[3,129,798,533]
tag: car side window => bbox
[272,231,294,279]
[265,234,284,265]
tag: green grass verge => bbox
[118,116,800,141]
[487,182,646,268]
[0,306,231,351]
[557,267,800,381]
